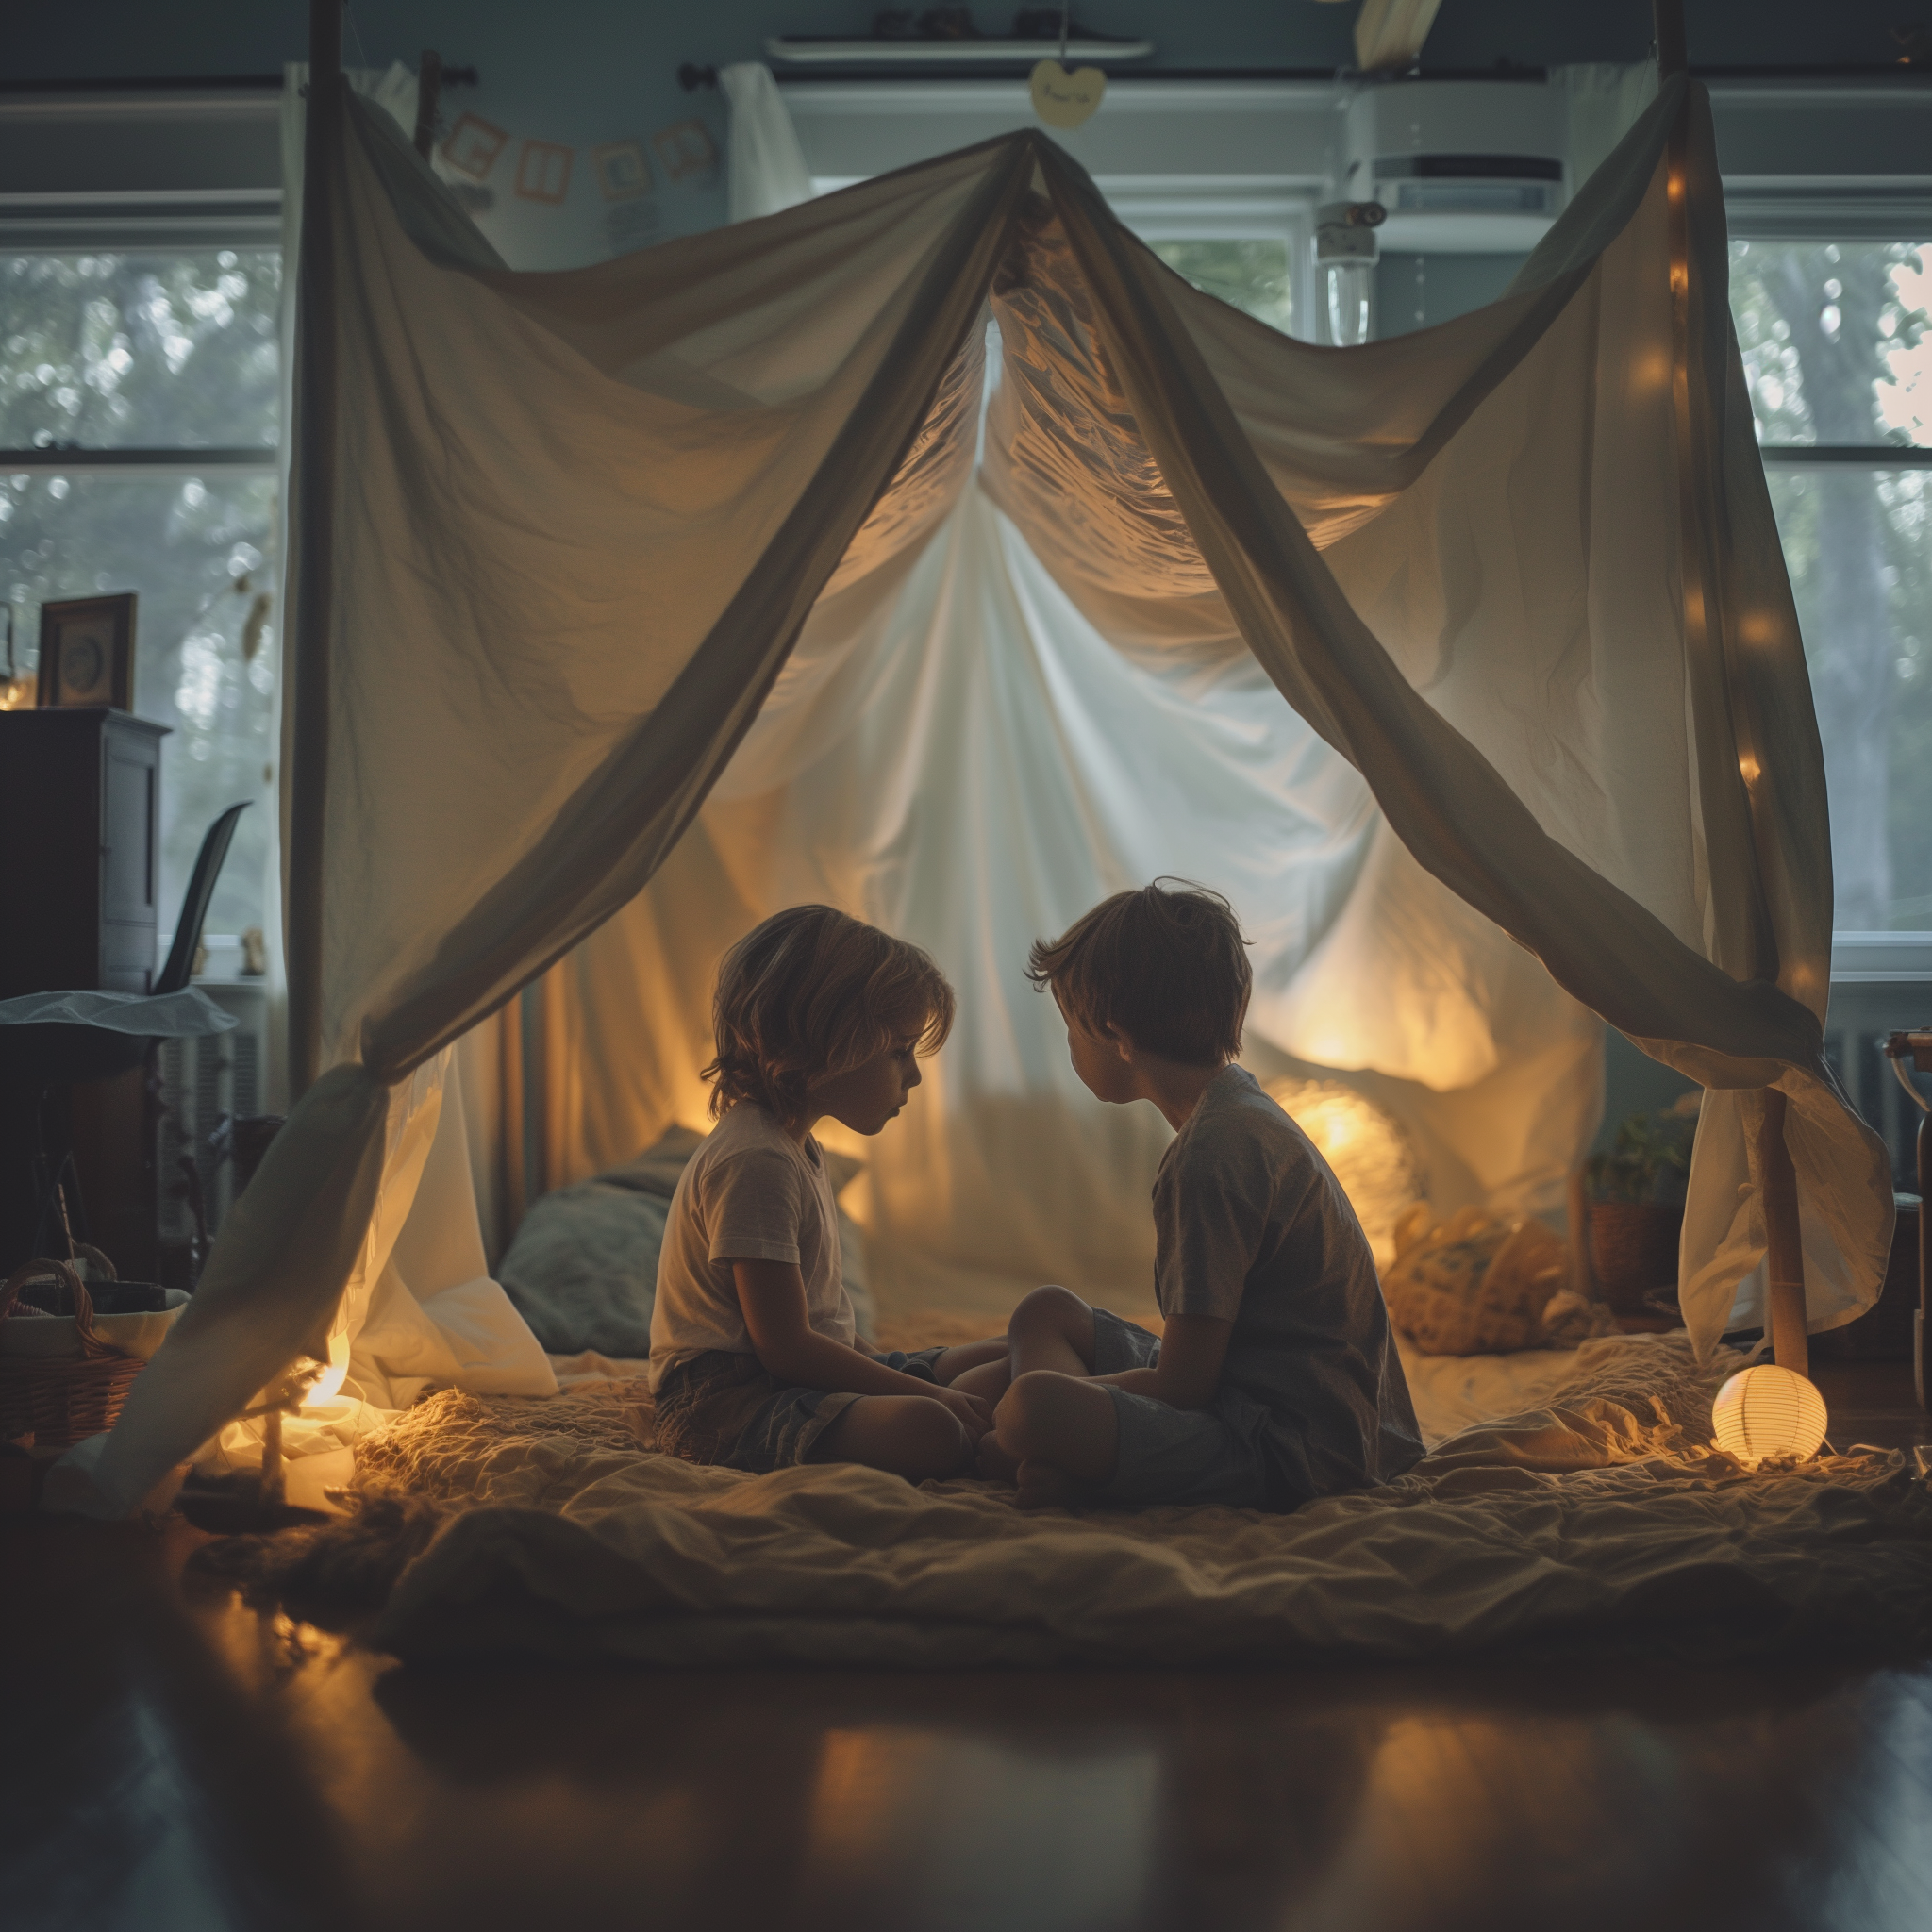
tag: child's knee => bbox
[903,1399,973,1480]
[996,1369,1073,1454]
[1008,1284,1088,1341]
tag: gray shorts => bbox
[653,1346,948,1474]
[1090,1308,1274,1511]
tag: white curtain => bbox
[1555,63,1662,192]
[47,73,1891,1517]
[721,63,816,224]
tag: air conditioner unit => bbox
[158,977,269,1256]
[1342,80,1567,254]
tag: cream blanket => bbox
[350,1335,1932,1666]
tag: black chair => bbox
[0,803,251,1271]
[156,802,250,996]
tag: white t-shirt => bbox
[646,1104,854,1391]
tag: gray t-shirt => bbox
[647,1104,853,1391]
[1153,1065,1423,1504]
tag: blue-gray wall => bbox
[5,1,1920,86]
[1,5,1915,248]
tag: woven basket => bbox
[1586,1201,1685,1316]
[0,1257,143,1449]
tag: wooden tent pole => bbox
[1652,0,1810,1373]
[1653,0,1812,1374]
[1653,0,1688,79]
[1757,1089,1810,1376]
[413,49,443,159]
[288,0,342,1100]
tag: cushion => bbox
[497,1124,874,1357]
[1381,1203,1571,1356]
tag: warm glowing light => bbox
[1667,171,1684,203]
[1711,1364,1828,1465]
[1265,1077,1423,1269]
[1738,752,1760,784]
[0,676,34,710]
[1738,610,1777,648]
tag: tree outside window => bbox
[1149,239,1294,335]
[1,250,281,937]
[1728,239,1931,932]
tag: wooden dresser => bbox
[0,708,168,1000]
[0,708,170,1275]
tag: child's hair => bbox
[1026,879,1251,1067]
[703,905,955,1125]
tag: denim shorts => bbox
[653,1346,948,1474]
[1089,1308,1274,1511]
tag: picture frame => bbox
[36,593,137,710]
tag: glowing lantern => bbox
[1711,1364,1828,1465]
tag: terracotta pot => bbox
[1586,1200,1684,1316]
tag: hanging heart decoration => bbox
[1030,58,1107,130]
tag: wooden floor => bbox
[5,1363,1929,1932]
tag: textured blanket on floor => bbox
[348,1335,1932,1667]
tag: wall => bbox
[3,3,1923,253]
[6,1,1924,87]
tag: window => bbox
[1147,239,1294,335]
[1728,238,1931,934]
[1,248,282,940]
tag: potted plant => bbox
[1581,1098,1698,1316]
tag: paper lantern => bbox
[1710,1365,1828,1465]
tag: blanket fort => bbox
[46,55,1891,1517]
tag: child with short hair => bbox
[649,905,1005,1483]
[983,879,1424,1511]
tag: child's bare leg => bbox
[932,1338,1010,1405]
[974,1289,1098,1485]
[1006,1285,1097,1379]
[992,1371,1119,1509]
[808,1395,974,1484]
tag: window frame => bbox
[0,90,283,483]
[1725,216,1932,953]
[0,234,287,948]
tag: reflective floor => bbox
[6,1364,1930,1932]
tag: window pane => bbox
[2,471,277,936]
[0,250,281,450]
[1728,240,1929,447]
[1149,240,1293,335]
[1767,466,1931,929]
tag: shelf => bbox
[765,37,1155,66]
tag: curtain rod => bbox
[710,62,1932,87]
[6,59,1924,99]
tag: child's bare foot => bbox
[976,1433,1022,1484]
[1014,1459,1090,1511]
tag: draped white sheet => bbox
[47,72,1891,1516]
[548,456,1606,1325]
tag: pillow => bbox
[497,1124,875,1357]
[1381,1204,1570,1356]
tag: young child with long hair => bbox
[982,880,1424,1511]
[649,905,1006,1483]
